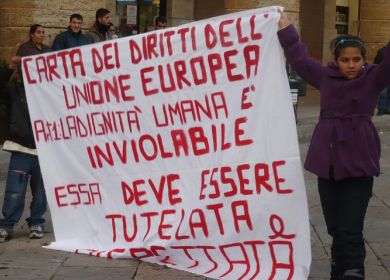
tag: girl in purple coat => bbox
[278,11,390,280]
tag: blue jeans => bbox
[0,152,47,231]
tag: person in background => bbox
[0,57,19,83]
[374,46,390,115]
[118,18,135,37]
[52,13,89,51]
[0,24,50,242]
[107,23,118,40]
[86,8,112,43]
[16,24,51,56]
[154,16,167,30]
[278,11,390,280]
[0,57,20,143]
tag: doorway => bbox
[115,0,167,36]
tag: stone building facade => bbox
[360,0,390,61]
[0,0,389,63]
[0,0,115,60]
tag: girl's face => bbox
[335,47,365,79]
[31,27,45,45]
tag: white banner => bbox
[23,6,311,279]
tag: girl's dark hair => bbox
[29,24,44,35]
[330,35,366,60]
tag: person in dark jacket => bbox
[0,24,50,243]
[0,57,20,143]
[278,11,390,280]
[85,8,112,43]
[373,47,390,115]
[154,16,167,30]
[52,13,89,51]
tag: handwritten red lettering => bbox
[200,161,291,200]
[54,182,102,208]
[139,46,260,96]
[91,42,120,73]
[121,174,182,206]
[23,49,85,84]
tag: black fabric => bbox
[374,47,384,65]
[0,67,13,143]
[87,22,109,42]
[331,260,342,280]
[3,82,36,148]
[96,21,110,34]
[1,39,51,147]
[318,175,372,279]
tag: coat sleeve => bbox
[277,25,325,89]
[0,67,13,96]
[0,66,12,144]
[374,47,384,64]
[373,42,390,91]
[85,32,100,44]
[52,34,65,51]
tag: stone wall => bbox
[167,0,300,31]
[2,0,388,64]
[166,0,225,26]
[300,0,337,63]
[0,0,115,61]
[166,0,195,27]
[359,0,390,62]
[194,0,224,20]
[224,0,300,27]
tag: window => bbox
[336,6,349,35]
[116,0,166,36]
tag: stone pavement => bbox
[1,95,390,280]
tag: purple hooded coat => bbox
[278,25,390,180]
